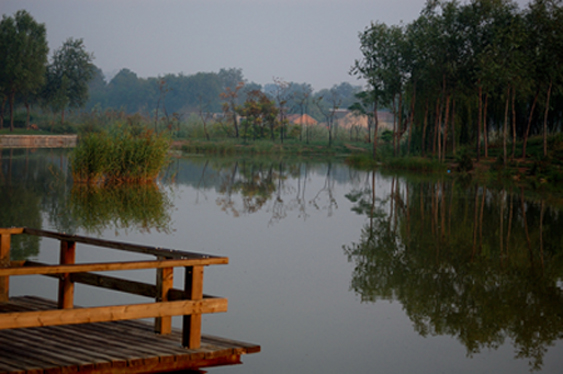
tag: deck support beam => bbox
[155,261,173,334]
[0,234,10,303]
[183,265,204,349]
[58,240,76,309]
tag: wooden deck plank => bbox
[0,356,36,374]
[5,326,124,367]
[0,296,259,374]
[0,332,85,368]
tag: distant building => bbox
[331,110,394,130]
[286,114,318,126]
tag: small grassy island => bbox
[70,127,170,184]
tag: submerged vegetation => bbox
[70,127,170,184]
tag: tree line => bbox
[1,9,366,143]
[351,0,563,161]
[86,68,362,142]
[0,10,95,131]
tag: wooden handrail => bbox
[0,227,229,349]
[23,227,221,259]
[0,298,228,330]
[0,257,227,276]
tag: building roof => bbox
[286,114,318,126]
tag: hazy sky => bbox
[2,0,531,91]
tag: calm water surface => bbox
[2,148,563,373]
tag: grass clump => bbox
[71,127,170,184]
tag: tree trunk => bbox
[511,87,516,161]
[442,93,451,162]
[522,87,539,159]
[397,91,403,156]
[437,96,443,161]
[233,110,239,138]
[503,86,510,167]
[483,93,489,158]
[372,99,379,160]
[422,99,429,157]
[477,85,482,162]
[61,108,66,125]
[25,101,31,129]
[408,82,416,156]
[0,96,6,130]
[392,94,397,157]
[451,98,456,156]
[543,80,552,157]
[499,189,504,265]
[433,97,440,158]
[9,91,15,132]
[327,118,332,147]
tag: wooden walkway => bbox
[0,297,259,374]
[0,228,260,374]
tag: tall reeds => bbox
[71,127,170,184]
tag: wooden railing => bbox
[0,227,229,349]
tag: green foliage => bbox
[0,10,48,131]
[70,126,170,184]
[351,0,563,162]
[380,129,393,143]
[43,38,95,120]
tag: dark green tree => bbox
[43,38,95,124]
[351,21,391,159]
[0,10,48,131]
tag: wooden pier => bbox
[0,227,260,374]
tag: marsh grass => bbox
[71,127,170,184]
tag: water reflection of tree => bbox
[344,177,563,371]
[0,149,68,259]
[70,184,172,235]
[210,159,345,224]
[1,149,173,248]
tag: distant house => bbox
[286,114,318,126]
[332,110,394,130]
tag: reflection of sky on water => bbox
[3,150,563,374]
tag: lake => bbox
[2,148,563,373]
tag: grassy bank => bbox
[344,135,563,195]
[176,139,371,158]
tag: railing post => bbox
[58,240,76,309]
[155,258,173,334]
[183,265,204,349]
[0,234,11,303]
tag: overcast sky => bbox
[2,0,531,91]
